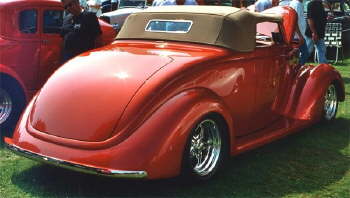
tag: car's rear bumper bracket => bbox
[5,143,148,179]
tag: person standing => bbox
[87,0,102,16]
[254,0,278,12]
[152,0,176,6]
[111,0,118,11]
[279,0,291,6]
[60,0,102,62]
[182,0,198,5]
[289,0,308,65]
[254,0,273,12]
[79,0,89,9]
[152,0,197,6]
[305,0,328,63]
[101,0,111,13]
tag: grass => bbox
[0,58,349,198]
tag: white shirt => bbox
[79,0,88,9]
[152,0,197,6]
[152,0,176,6]
[88,0,102,16]
[289,0,307,39]
[184,0,198,5]
[279,0,291,6]
[255,0,272,12]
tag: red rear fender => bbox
[117,88,233,179]
[283,64,344,120]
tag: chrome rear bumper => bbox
[5,143,148,179]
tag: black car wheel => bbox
[0,75,26,139]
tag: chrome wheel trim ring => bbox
[324,84,338,121]
[189,119,221,177]
[0,88,12,125]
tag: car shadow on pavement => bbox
[11,117,350,198]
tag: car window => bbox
[145,20,193,33]
[43,10,63,34]
[19,9,37,34]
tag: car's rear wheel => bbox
[0,88,12,126]
[182,116,227,180]
[323,83,338,121]
[0,75,26,140]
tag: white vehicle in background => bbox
[100,0,147,31]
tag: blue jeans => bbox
[306,37,328,64]
[299,42,309,65]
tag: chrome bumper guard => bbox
[6,143,148,179]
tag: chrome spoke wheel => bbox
[0,88,12,125]
[324,84,338,121]
[189,119,222,177]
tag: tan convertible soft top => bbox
[116,6,282,52]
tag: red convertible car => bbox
[5,6,345,180]
[0,0,116,135]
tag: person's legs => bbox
[61,50,74,64]
[315,39,328,64]
[305,36,314,54]
[299,42,309,65]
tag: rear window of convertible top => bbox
[145,20,193,33]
